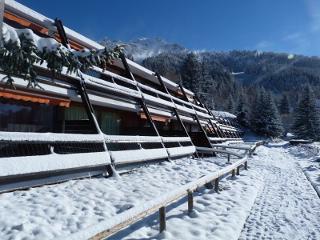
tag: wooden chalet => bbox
[0,0,243,192]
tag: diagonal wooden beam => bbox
[120,54,171,159]
[155,72,199,158]
[0,0,4,48]
[54,18,70,48]
[178,84,213,149]
[155,72,189,137]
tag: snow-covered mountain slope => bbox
[100,37,187,62]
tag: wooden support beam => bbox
[0,0,4,48]
[194,95,205,108]
[120,53,136,81]
[54,18,70,48]
[209,121,220,138]
[194,96,228,139]
[54,20,114,170]
[178,83,216,150]
[77,81,100,134]
[155,72,169,94]
[178,83,190,102]
[194,113,213,149]
[155,73,191,139]
[140,99,162,137]
[215,178,220,192]
[55,19,100,135]
[232,169,236,178]
[159,207,166,233]
[120,55,170,159]
[236,166,240,175]
[155,73,199,158]
[187,191,193,213]
[120,54,160,136]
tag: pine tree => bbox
[279,95,290,115]
[236,94,249,127]
[250,89,283,137]
[226,95,235,113]
[262,92,284,137]
[250,88,266,133]
[292,86,320,140]
[181,52,202,95]
[199,57,215,108]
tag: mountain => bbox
[100,37,187,62]
[101,37,320,132]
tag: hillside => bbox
[102,38,320,103]
[100,38,320,133]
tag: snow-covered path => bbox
[239,144,320,240]
[1,143,319,240]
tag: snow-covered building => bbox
[0,0,243,192]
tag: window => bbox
[0,98,57,132]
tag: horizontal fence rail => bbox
[104,135,195,164]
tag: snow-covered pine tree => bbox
[226,95,235,113]
[250,88,283,137]
[261,92,284,137]
[279,94,290,115]
[181,52,202,95]
[250,88,266,133]
[199,56,215,109]
[292,86,320,140]
[236,93,249,127]
[0,30,123,88]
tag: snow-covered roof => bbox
[4,0,195,97]
[5,0,103,50]
[211,110,236,119]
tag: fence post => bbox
[215,178,219,192]
[244,161,248,170]
[188,191,193,213]
[159,207,166,233]
[232,169,236,178]
[227,154,230,163]
[236,166,240,175]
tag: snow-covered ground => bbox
[111,142,320,240]
[289,142,320,196]
[239,142,320,240]
[0,156,235,240]
[0,142,320,240]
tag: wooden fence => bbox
[63,141,263,240]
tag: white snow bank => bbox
[0,152,110,177]
[167,146,196,158]
[161,136,191,142]
[105,135,162,143]
[288,143,320,196]
[0,156,229,240]
[107,165,262,240]
[111,148,168,164]
[63,156,251,240]
[0,132,104,142]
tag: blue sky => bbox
[18,0,320,56]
